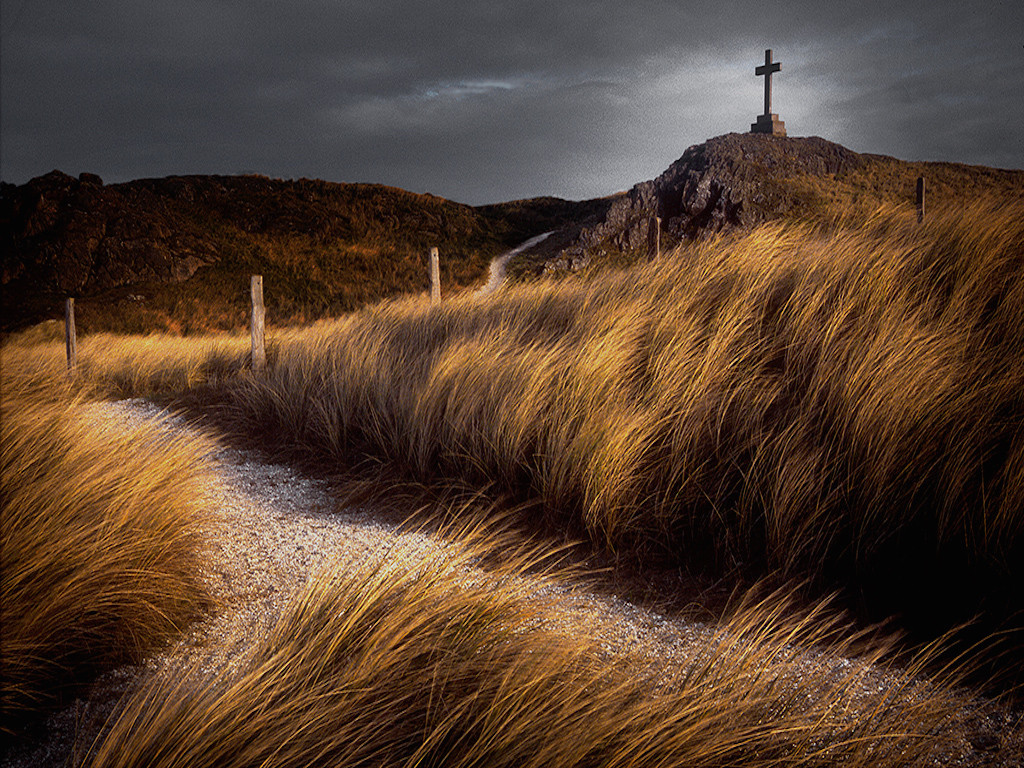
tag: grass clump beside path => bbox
[84,528,964,768]
[216,200,1024,651]
[0,382,218,740]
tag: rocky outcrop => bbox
[546,133,873,272]
[0,171,219,297]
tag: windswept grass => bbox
[0,383,218,739]
[0,330,252,400]
[210,200,1024,650]
[3,198,1020,763]
[5,198,1020,692]
[83,528,965,768]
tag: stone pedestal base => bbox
[751,113,786,136]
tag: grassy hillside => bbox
[200,197,1023,666]
[4,192,1022,763]
[1,173,598,335]
[782,155,1024,228]
[7,138,1020,337]
[8,192,1020,678]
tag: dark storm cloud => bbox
[2,0,1021,204]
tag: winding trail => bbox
[4,399,1019,767]
[476,231,553,296]
[3,398,704,768]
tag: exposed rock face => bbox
[1,171,220,297]
[547,133,871,272]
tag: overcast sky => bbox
[1,0,1021,205]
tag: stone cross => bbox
[756,49,780,116]
[750,48,786,136]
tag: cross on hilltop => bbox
[750,49,786,136]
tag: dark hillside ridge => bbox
[0,172,594,333]
[4,134,1022,332]
[517,133,1024,275]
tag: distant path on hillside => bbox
[477,231,552,296]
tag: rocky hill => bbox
[516,133,1024,275]
[0,172,594,333]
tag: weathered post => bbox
[650,216,662,259]
[65,298,77,376]
[429,247,441,304]
[916,176,926,224]
[250,275,265,373]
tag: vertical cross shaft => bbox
[755,49,781,116]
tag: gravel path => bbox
[476,231,553,296]
[4,399,1020,766]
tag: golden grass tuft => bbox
[83,527,964,767]
[0,382,219,738]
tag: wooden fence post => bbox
[429,247,440,304]
[65,298,77,376]
[250,275,265,373]
[650,216,662,259]
[916,176,925,224]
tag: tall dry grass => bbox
[83,528,964,768]
[4,199,1019,763]
[0,382,218,739]
[0,329,252,400]
[211,200,1023,646]
[5,199,1019,676]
